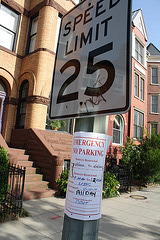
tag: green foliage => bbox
[56,169,120,199]
[0,147,9,202]
[154,171,160,183]
[46,114,67,130]
[0,146,9,169]
[119,137,140,171]
[120,131,160,185]
[0,207,30,223]
[21,208,30,217]
[50,120,62,129]
[56,168,69,197]
[103,172,120,198]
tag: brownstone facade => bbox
[0,0,76,143]
[0,2,159,193]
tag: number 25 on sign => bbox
[49,0,131,119]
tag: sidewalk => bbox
[0,185,160,240]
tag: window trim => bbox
[134,71,145,101]
[0,3,20,52]
[15,80,29,129]
[133,109,144,139]
[151,95,159,114]
[25,15,38,55]
[135,38,144,65]
[151,67,158,85]
[112,115,124,145]
[134,73,139,97]
[150,122,159,135]
[140,77,144,101]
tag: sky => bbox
[132,0,160,50]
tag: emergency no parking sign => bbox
[64,131,112,220]
[49,0,132,119]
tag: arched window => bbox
[0,80,7,133]
[113,115,124,145]
[0,80,6,92]
[15,80,29,129]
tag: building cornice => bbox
[147,56,160,63]
[2,0,75,18]
[29,0,70,17]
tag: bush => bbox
[119,137,141,171]
[120,131,160,185]
[56,169,120,199]
[0,146,9,202]
[56,168,69,197]
[103,172,120,198]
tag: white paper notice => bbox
[64,132,112,221]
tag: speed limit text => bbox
[63,0,120,55]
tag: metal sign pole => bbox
[62,214,99,240]
[49,0,132,238]
[61,131,112,240]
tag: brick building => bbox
[0,0,77,198]
[0,0,77,143]
[147,43,160,134]
[106,9,148,159]
[0,2,151,198]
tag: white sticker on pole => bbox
[64,132,111,221]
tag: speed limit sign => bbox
[49,0,132,119]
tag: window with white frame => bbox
[113,115,124,145]
[28,16,38,54]
[135,39,144,65]
[133,110,143,139]
[151,95,158,113]
[140,77,144,101]
[54,13,62,53]
[152,68,158,84]
[0,4,19,51]
[134,73,139,97]
[75,115,108,134]
[151,122,158,135]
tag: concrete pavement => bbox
[0,185,160,240]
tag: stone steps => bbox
[24,180,49,190]
[23,188,56,200]
[8,146,53,200]
[25,173,43,182]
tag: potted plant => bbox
[50,120,61,130]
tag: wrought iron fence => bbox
[0,164,26,221]
[107,159,132,192]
